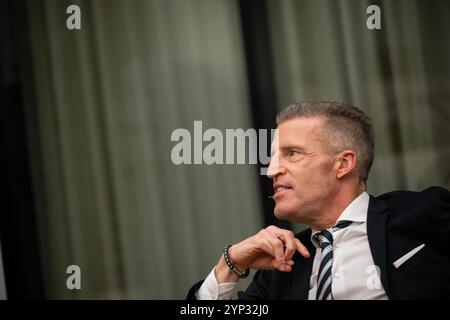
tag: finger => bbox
[266,226,310,260]
[260,229,286,266]
[295,238,310,258]
[255,229,277,254]
[265,226,296,260]
[259,230,292,272]
[274,232,296,261]
[268,258,292,272]
[257,229,293,272]
[266,225,283,234]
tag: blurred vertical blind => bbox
[16,0,450,299]
[22,0,263,298]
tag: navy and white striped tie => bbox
[314,220,352,300]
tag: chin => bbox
[274,204,297,221]
[274,201,309,223]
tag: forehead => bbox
[274,117,326,147]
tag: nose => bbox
[267,156,286,179]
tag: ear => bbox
[335,150,357,179]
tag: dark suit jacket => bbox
[187,186,450,299]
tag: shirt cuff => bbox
[195,267,238,300]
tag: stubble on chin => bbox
[274,203,305,223]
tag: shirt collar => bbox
[309,191,369,247]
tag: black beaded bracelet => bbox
[223,244,250,279]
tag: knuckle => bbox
[273,239,283,248]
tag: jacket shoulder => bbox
[372,186,450,245]
[375,186,450,207]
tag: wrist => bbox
[215,255,240,284]
[223,244,250,279]
[227,245,248,271]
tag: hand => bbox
[215,226,310,283]
[230,225,310,271]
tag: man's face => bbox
[267,117,339,224]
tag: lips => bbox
[274,186,290,192]
[272,183,292,199]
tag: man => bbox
[187,101,450,300]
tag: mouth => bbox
[272,183,293,199]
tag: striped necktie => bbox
[314,220,352,300]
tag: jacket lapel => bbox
[367,195,392,299]
[292,229,316,299]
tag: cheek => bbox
[305,161,335,186]
[321,162,338,186]
[290,158,335,187]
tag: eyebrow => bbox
[279,144,307,151]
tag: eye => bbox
[287,150,301,157]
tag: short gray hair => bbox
[276,101,375,182]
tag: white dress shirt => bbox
[197,192,388,300]
[308,191,387,299]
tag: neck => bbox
[310,182,365,230]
